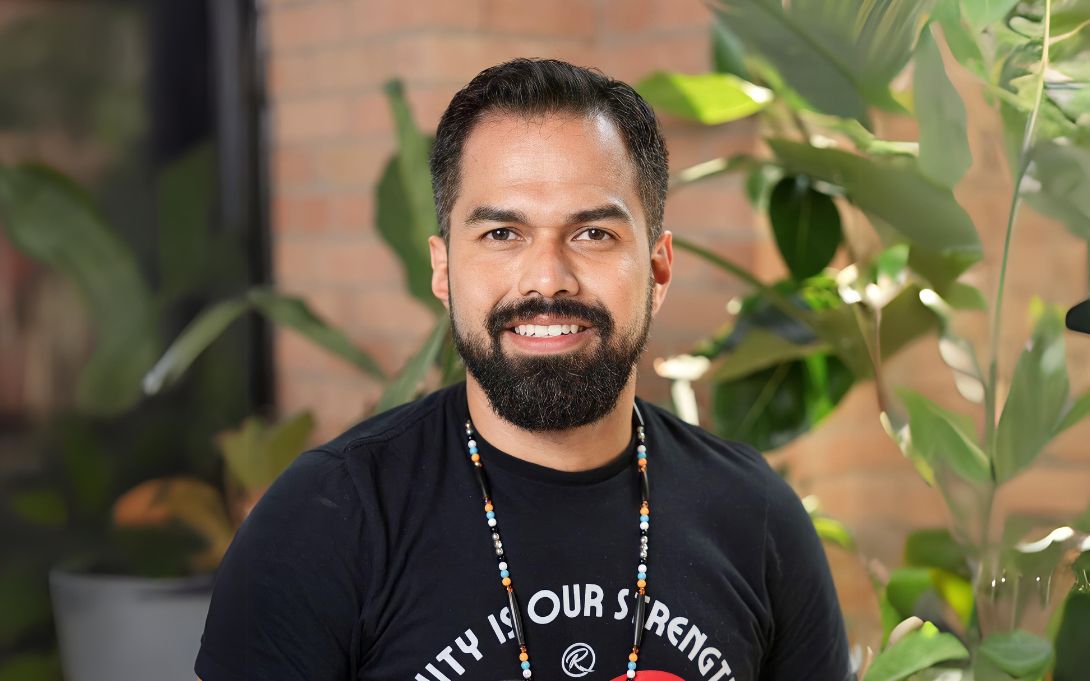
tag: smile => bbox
[512,324,586,337]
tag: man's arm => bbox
[760,479,854,680]
[195,449,364,681]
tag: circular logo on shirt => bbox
[561,642,596,677]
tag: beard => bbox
[450,283,653,432]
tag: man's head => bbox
[430,58,669,246]
[427,59,673,432]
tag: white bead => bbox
[523,670,532,679]
[639,521,649,531]
[638,564,647,572]
[488,518,497,527]
[499,561,508,570]
[627,671,636,678]
[637,444,646,453]
[468,439,477,448]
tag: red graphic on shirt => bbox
[609,672,686,681]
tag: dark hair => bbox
[429,58,669,245]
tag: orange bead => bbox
[519,652,529,661]
[484,502,493,512]
[502,577,512,586]
[628,652,639,662]
[470,453,480,462]
[637,579,646,588]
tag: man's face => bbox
[428,111,673,431]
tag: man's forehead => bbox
[455,111,641,216]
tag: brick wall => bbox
[262,0,1090,646]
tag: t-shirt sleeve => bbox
[195,448,364,681]
[760,475,854,681]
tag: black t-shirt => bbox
[195,382,852,681]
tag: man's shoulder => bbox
[317,382,462,456]
[638,398,798,502]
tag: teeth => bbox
[513,324,585,337]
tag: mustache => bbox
[485,297,614,339]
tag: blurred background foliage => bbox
[1,0,1089,679]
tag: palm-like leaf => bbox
[711,0,928,125]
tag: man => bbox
[195,58,852,681]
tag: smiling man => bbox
[195,59,853,681]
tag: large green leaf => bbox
[899,388,991,483]
[915,25,973,187]
[711,353,853,451]
[962,0,1021,31]
[377,80,442,314]
[768,176,843,280]
[811,513,857,552]
[217,411,315,491]
[1023,141,1090,240]
[978,630,1053,678]
[0,652,60,681]
[710,20,752,80]
[994,304,1069,482]
[885,567,936,621]
[768,140,983,262]
[932,0,986,77]
[157,142,214,301]
[0,164,159,415]
[250,289,385,379]
[1057,388,1090,434]
[375,316,450,414]
[863,621,969,681]
[142,296,250,395]
[1052,588,1090,680]
[635,71,771,124]
[904,528,971,578]
[712,328,828,382]
[144,288,385,395]
[711,0,924,124]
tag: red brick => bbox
[481,0,596,39]
[271,147,315,189]
[274,96,353,142]
[311,141,388,188]
[266,1,348,51]
[601,0,714,36]
[346,0,486,37]
[271,193,333,234]
[329,193,374,231]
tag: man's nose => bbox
[517,238,579,298]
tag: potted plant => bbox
[630,0,1090,676]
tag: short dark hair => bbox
[429,58,669,246]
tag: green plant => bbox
[634,0,1090,677]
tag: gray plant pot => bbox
[49,567,213,681]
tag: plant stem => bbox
[984,0,1052,458]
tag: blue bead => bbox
[521,661,530,670]
[638,571,646,580]
[500,569,509,578]
[640,514,649,522]
[629,662,637,670]
[637,452,647,460]
[469,446,477,453]
[486,511,495,519]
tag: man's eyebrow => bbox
[465,206,530,225]
[567,204,633,225]
[462,203,634,227]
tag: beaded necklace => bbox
[462,404,651,680]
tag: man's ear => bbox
[428,235,450,311]
[650,230,673,316]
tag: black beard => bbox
[451,291,652,432]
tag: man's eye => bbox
[485,228,515,241]
[577,228,612,241]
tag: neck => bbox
[465,374,637,473]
